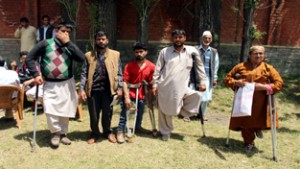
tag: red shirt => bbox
[123,59,155,100]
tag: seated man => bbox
[16,51,43,105]
[0,56,20,121]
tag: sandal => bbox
[183,117,190,122]
[108,133,117,143]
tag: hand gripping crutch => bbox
[225,73,240,147]
[191,53,206,137]
[126,83,141,143]
[142,80,158,137]
[31,84,39,152]
[268,85,277,161]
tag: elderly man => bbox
[194,30,219,120]
[0,56,20,121]
[152,29,206,141]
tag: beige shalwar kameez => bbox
[153,45,206,135]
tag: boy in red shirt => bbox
[116,42,155,143]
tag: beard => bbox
[135,56,145,61]
[202,42,210,46]
[95,44,107,50]
[173,42,184,48]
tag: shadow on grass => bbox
[14,130,93,148]
[112,126,185,142]
[279,112,300,121]
[197,136,263,160]
[0,117,18,130]
[14,130,51,148]
[278,127,300,133]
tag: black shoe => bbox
[245,144,255,153]
[135,127,151,134]
[3,117,15,123]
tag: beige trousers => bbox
[158,91,201,135]
[46,114,69,134]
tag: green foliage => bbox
[251,24,266,40]
[277,75,300,105]
[245,0,259,9]
[230,6,239,13]
[86,1,101,51]
[58,0,81,24]
[213,33,219,42]
[217,65,234,87]
[131,0,159,19]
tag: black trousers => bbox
[87,90,113,139]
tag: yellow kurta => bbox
[223,61,283,131]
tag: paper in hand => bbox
[110,95,119,106]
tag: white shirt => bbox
[0,67,20,86]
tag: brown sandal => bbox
[108,133,117,143]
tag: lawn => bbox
[0,76,299,169]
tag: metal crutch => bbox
[31,84,39,152]
[142,80,158,137]
[126,83,140,143]
[269,87,277,161]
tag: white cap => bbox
[202,30,212,37]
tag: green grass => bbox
[0,76,299,169]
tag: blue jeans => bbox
[117,98,145,131]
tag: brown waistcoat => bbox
[85,49,120,97]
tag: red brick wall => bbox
[0,0,43,38]
[221,0,272,44]
[37,0,61,27]
[0,0,300,46]
[277,1,300,46]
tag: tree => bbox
[132,0,160,44]
[97,0,117,49]
[198,0,222,48]
[239,0,256,62]
[58,0,81,42]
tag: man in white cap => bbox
[193,30,219,120]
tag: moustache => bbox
[135,56,145,61]
[95,44,107,50]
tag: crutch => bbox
[225,73,240,147]
[126,83,140,143]
[31,84,39,152]
[268,83,277,161]
[191,53,206,137]
[142,80,158,137]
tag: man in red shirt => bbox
[116,42,155,143]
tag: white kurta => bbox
[153,45,206,116]
[43,77,78,118]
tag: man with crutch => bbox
[26,22,85,148]
[116,42,155,144]
[223,45,283,154]
[152,29,206,141]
